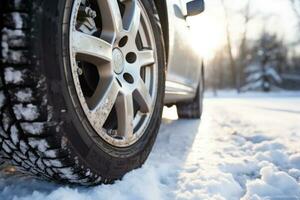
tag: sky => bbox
[187,0,299,60]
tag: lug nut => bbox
[77,67,83,75]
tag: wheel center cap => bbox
[112,48,124,74]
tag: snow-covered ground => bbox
[0,93,300,200]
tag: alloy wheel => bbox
[69,0,158,147]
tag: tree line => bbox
[205,0,300,93]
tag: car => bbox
[0,0,205,184]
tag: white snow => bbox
[56,167,78,180]
[19,140,29,155]
[10,125,20,145]
[5,51,25,64]
[2,28,25,47]
[0,93,299,200]
[1,39,9,61]
[1,28,26,64]
[266,67,282,83]
[13,104,39,121]
[290,154,300,170]
[20,123,44,135]
[28,139,49,153]
[2,142,12,154]
[15,89,33,102]
[205,89,300,98]
[12,12,23,29]
[47,160,63,168]
[43,150,57,158]
[242,165,300,200]
[4,68,23,84]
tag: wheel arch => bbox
[153,0,169,64]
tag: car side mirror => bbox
[186,0,205,17]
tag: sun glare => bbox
[186,0,298,62]
[187,7,226,60]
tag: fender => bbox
[154,0,169,63]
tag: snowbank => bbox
[0,97,299,200]
[205,90,300,98]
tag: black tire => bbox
[176,64,204,119]
[0,0,165,185]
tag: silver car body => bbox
[162,0,203,104]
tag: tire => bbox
[176,64,204,119]
[0,0,165,185]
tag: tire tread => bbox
[0,0,102,185]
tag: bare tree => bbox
[221,0,260,92]
[288,0,300,71]
[289,0,300,44]
[220,0,239,92]
[237,1,253,90]
[290,0,300,27]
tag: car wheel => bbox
[176,63,204,119]
[0,0,165,185]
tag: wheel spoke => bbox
[133,79,152,113]
[87,79,120,126]
[116,91,134,139]
[123,0,141,37]
[97,0,123,42]
[138,50,155,67]
[72,31,113,63]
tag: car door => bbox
[165,0,203,103]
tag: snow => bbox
[10,125,20,145]
[43,150,57,159]
[0,94,300,200]
[19,141,29,155]
[266,67,282,83]
[47,160,63,168]
[290,154,300,170]
[2,29,25,48]
[12,13,23,29]
[205,90,300,98]
[1,29,27,64]
[28,139,49,153]
[15,89,33,102]
[2,143,12,154]
[4,68,23,84]
[13,104,39,121]
[20,123,44,135]
[243,165,300,200]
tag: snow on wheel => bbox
[0,0,165,184]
